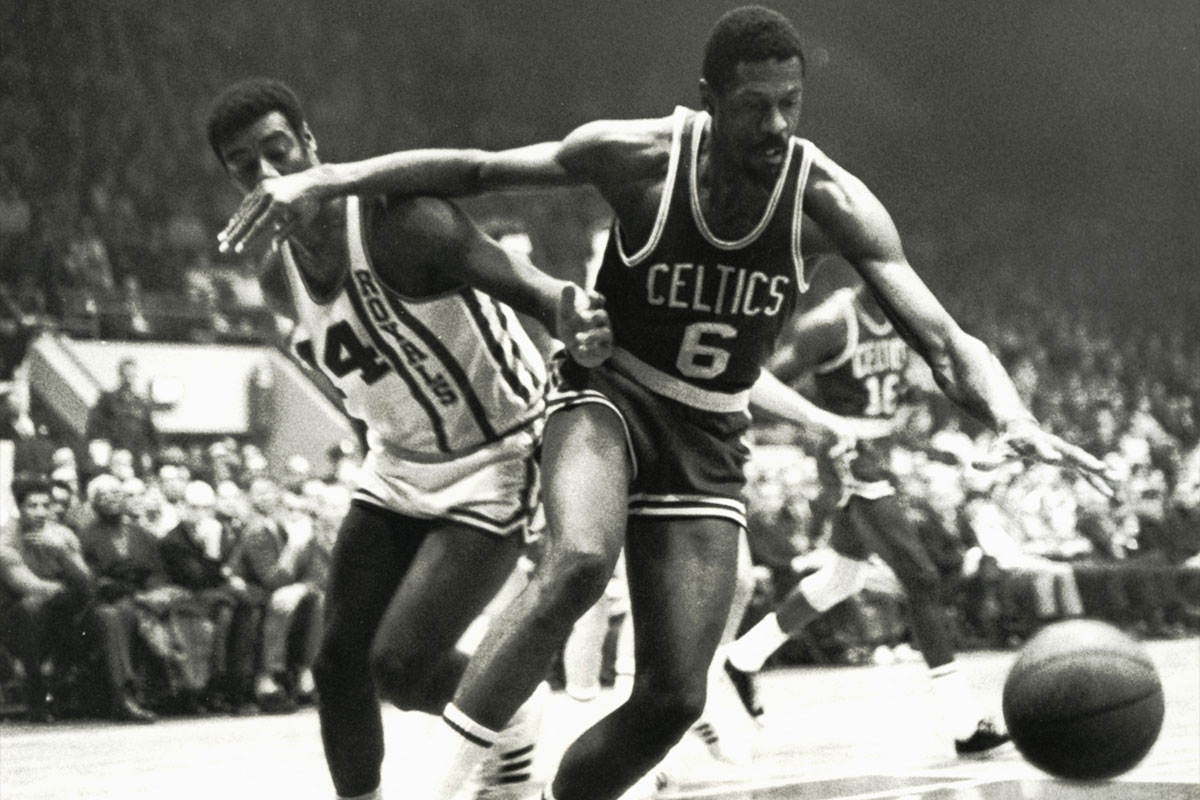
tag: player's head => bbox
[206,77,318,194]
[700,6,806,186]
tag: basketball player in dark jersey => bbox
[219,8,1112,799]
[205,79,608,800]
[724,282,1011,756]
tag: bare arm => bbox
[803,147,1031,432]
[375,195,611,364]
[802,145,1112,485]
[219,117,670,254]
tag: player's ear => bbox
[300,123,318,156]
[699,78,716,115]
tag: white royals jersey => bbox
[281,195,546,461]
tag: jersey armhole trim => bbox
[791,138,816,292]
[618,106,689,267]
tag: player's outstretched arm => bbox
[219,118,666,254]
[749,370,894,449]
[802,146,1115,492]
[218,142,573,254]
[378,195,611,367]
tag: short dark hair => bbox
[702,6,806,94]
[12,474,52,507]
[206,77,307,163]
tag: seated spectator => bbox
[159,480,260,712]
[958,467,1084,640]
[0,476,93,721]
[231,478,322,712]
[78,475,195,711]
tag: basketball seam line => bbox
[1007,686,1162,723]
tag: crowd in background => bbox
[1,0,1198,723]
[1,433,356,723]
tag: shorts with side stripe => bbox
[353,424,540,540]
[549,356,751,529]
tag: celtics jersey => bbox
[812,288,910,421]
[280,195,546,460]
[594,107,815,412]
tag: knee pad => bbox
[800,554,868,612]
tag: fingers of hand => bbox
[218,190,267,252]
[569,327,613,367]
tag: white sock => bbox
[725,613,788,672]
[414,703,500,800]
[337,788,381,800]
[929,662,983,740]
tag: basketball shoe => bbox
[457,682,550,799]
[954,718,1012,757]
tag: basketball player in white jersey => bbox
[218,9,1113,798]
[205,78,610,800]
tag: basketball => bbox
[1002,619,1165,781]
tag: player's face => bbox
[705,57,804,186]
[220,110,317,195]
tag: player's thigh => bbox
[847,496,938,585]
[374,520,523,656]
[624,515,741,684]
[539,403,631,565]
[322,501,430,644]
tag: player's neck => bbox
[286,198,348,297]
[696,151,774,237]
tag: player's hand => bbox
[218,171,323,254]
[974,418,1118,499]
[557,284,612,368]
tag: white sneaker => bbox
[689,668,754,765]
[871,645,897,666]
[458,682,550,800]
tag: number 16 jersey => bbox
[281,195,546,461]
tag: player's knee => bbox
[800,553,868,612]
[367,644,433,710]
[629,676,707,735]
[533,548,614,621]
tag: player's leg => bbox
[850,496,1008,752]
[312,501,438,799]
[725,511,869,673]
[696,530,762,762]
[416,403,631,800]
[549,515,741,800]
[368,519,522,714]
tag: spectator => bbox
[159,480,260,712]
[231,477,322,712]
[72,474,161,722]
[0,476,93,721]
[85,357,159,474]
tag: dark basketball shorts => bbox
[547,355,751,529]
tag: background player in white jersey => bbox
[218,8,1113,799]
[205,78,609,800]
[724,281,1011,755]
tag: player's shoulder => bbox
[559,109,684,183]
[369,193,475,258]
[365,194,474,293]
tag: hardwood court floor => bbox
[1,638,1196,800]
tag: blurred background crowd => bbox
[1,0,1197,722]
